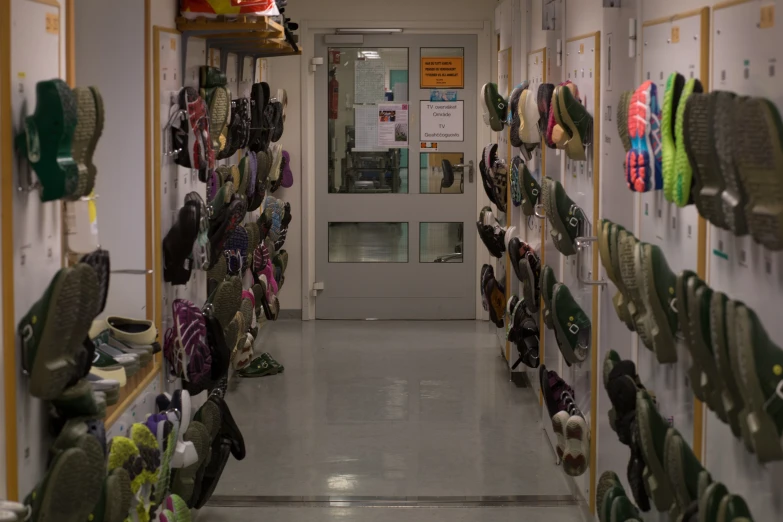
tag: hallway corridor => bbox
[199,321,584,521]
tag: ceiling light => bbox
[335,28,403,34]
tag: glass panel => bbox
[420,152,464,194]
[328,222,409,263]
[327,48,409,194]
[420,223,464,263]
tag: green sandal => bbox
[520,162,541,217]
[639,243,678,363]
[709,292,744,439]
[15,79,79,201]
[482,82,507,132]
[261,352,284,373]
[540,264,558,330]
[734,304,783,463]
[238,356,279,378]
[547,178,585,256]
[551,283,591,365]
[636,390,675,513]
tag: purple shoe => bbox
[164,300,212,389]
[541,365,577,418]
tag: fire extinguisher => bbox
[329,67,339,120]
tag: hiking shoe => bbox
[619,233,653,348]
[734,96,783,250]
[172,87,213,171]
[734,304,783,463]
[713,92,749,236]
[626,80,662,193]
[672,78,704,207]
[638,243,678,363]
[664,428,712,520]
[508,83,527,147]
[482,82,507,131]
[537,83,555,146]
[661,73,685,202]
[676,273,710,403]
[552,283,591,365]
[558,83,593,161]
[540,264,557,330]
[546,178,586,256]
[610,494,640,522]
[683,91,725,227]
[636,390,675,512]
[617,90,633,154]
[520,161,541,217]
[598,220,635,331]
[709,291,744,439]
[71,86,104,199]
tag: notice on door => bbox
[420,101,464,142]
[420,57,464,88]
[377,103,409,148]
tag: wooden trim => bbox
[1,0,18,502]
[538,47,547,408]
[145,0,155,334]
[503,46,512,364]
[642,6,710,28]
[589,31,601,517]
[566,31,599,44]
[30,0,60,6]
[528,47,546,57]
[65,0,75,87]
[104,363,162,428]
[712,0,753,11]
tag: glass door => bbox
[315,34,478,319]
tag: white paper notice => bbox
[355,59,386,104]
[420,101,464,142]
[377,103,409,148]
[354,105,385,152]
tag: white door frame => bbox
[299,20,494,320]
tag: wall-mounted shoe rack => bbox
[492,1,783,520]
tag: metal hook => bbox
[111,269,153,275]
[534,203,546,219]
[575,237,608,287]
[163,109,187,158]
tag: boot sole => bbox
[735,97,783,250]
[688,283,727,421]
[563,415,589,476]
[663,430,688,520]
[619,237,652,348]
[71,87,98,199]
[735,305,783,462]
[661,75,682,202]
[551,411,569,461]
[171,421,211,505]
[636,393,675,512]
[725,300,757,455]
[37,447,103,522]
[714,92,749,236]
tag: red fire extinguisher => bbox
[329,67,339,120]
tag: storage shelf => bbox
[176,16,300,58]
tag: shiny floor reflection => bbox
[215,321,570,498]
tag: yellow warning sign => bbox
[420,57,464,89]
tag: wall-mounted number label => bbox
[170,38,177,51]
[579,43,585,54]
[671,26,680,44]
[760,5,775,29]
[45,12,59,34]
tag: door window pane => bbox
[328,48,409,194]
[329,222,409,263]
[420,223,463,263]
[420,152,464,194]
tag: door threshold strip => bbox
[206,494,578,508]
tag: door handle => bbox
[452,160,474,183]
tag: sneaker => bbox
[619,233,653,347]
[598,481,627,522]
[609,494,641,522]
[598,220,636,332]
[508,83,527,147]
[476,215,506,259]
[163,202,200,285]
[510,157,522,207]
[540,264,558,330]
[557,83,593,161]
[537,83,555,146]
[508,299,539,370]
[683,91,723,225]
[617,90,633,154]
[547,82,577,150]
[520,85,541,145]
[484,269,506,328]
[248,82,270,152]
[164,300,212,391]
[172,86,213,172]
[626,80,662,193]
[481,82,507,131]
[638,243,678,364]
[596,471,622,522]
[661,73,685,202]
[672,78,703,207]
[551,283,591,365]
[520,161,541,217]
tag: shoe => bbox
[547,82,578,149]
[477,214,506,259]
[551,283,591,365]
[15,79,79,201]
[18,264,99,399]
[508,83,527,147]
[683,91,726,227]
[238,356,279,378]
[89,467,132,522]
[199,66,227,88]
[558,83,593,161]
[482,82,507,131]
[628,416,651,513]
[597,471,622,522]
[170,421,211,507]
[610,494,640,522]
[172,87,213,171]
[717,494,753,522]
[129,423,162,520]
[563,414,589,476]
[521,85,541,145]
[664,429,712,520]
[672,78,704,207]
[483,269,506,329]
[733,304,783,462]
[713,92,749,236]
[626,80,662,193]
[540,264,558,330]
[636,390,675,513]
[675,272,709,402]
[520,161,541,217]
[619,233,653,348]
[510,157,522,207]
[79,248,111,317]
[603,351,639,444]
[86,374,119,405]
[638,243,678,363]
[661,73,685,202]
[164,300,212,391]
[542,368,577,421]
[71,86,104,198]
[551,391,582,464]
[709,292,744,439]
[223,225,249,276]
[163,202,200,285]
[617,90,633,154]
[698,482,728,522]
[508,299,539,370]
[598,220,636,332]
[537,83,555,146]
[734,96,783,250]
[91,326,154,367]
[105,316,158,346]
[599,482,626,522]
[544,177,585,256]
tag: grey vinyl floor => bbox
[198,320,583,522]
